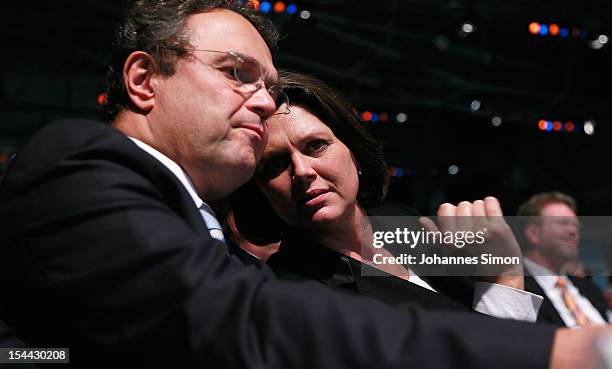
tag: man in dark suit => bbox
[0,1,607,368]
[519,192,611,327]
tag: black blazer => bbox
[524,272,610,326]
[268,232,472,312]
[0,119,555,369]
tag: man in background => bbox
[519,191,611,326]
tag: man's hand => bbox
[550,326,612,369]
[419,196,524,289]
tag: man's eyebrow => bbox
[263,71,278,86]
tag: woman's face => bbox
[256,105,360,230]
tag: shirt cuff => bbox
[473,281,543,322]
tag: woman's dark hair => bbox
[103,0,279,122]
[231,70,389,244]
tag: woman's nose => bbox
[290,155,317,184]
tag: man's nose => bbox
[245,85,277,119]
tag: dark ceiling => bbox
[2,0,611,214]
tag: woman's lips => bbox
[302,190,330,207]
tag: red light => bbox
[0,153,8,163]
[565,122,575,132]
[362,111,373,121]
[538,119,547,130]
[388,167,397,176]
[553,121,563,131]
[549,24,560,36]
[250,0,260,9]
[97,93,107,106]
[273,1,286,13]
[529,22,541,35]
[379,113,389,122]
[572,27,581,37]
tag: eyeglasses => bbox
[190,49,289,115]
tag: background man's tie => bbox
[556,276,591,327]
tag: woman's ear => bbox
[123,51,157,113]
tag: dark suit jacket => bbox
[524,272,610,326]
[0,119,555,369]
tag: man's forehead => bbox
[541,202,576,217]
[186,9,276,78]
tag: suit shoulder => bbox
[27,118,122,148]
[4,119,136,181]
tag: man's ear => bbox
[525,223,541,246]
[123,51,158,113]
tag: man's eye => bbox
[220,67,237,80]
[235,67,259,84]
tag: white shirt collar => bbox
[128,137,203,209]
[524,258,564,289]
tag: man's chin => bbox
[206,162,256,200]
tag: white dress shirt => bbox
[129,137,202,208]
[524,258,610,327]
[407,269,543,322]
[129,137,229,242]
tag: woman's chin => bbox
[301,206,343,229]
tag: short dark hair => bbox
[277,70,390,206]
[231,71,389,244]
[103,0,279,122]
[517,191,578,219]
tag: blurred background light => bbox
[538,119,547,131]
[273,1,286,13]
[545,120,554,131]
[396,112,407,123]
[97,93,107,106]
[584,120,596,135]
[598,34,609,44]
[549,24,560,36]
[259,1,271,12]
[462,22,475,33]
[470,99,481,112]
[286,3,298,14]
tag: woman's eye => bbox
[258,156,290,179]
[307,140,328,154]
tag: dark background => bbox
[2,0,611,215]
